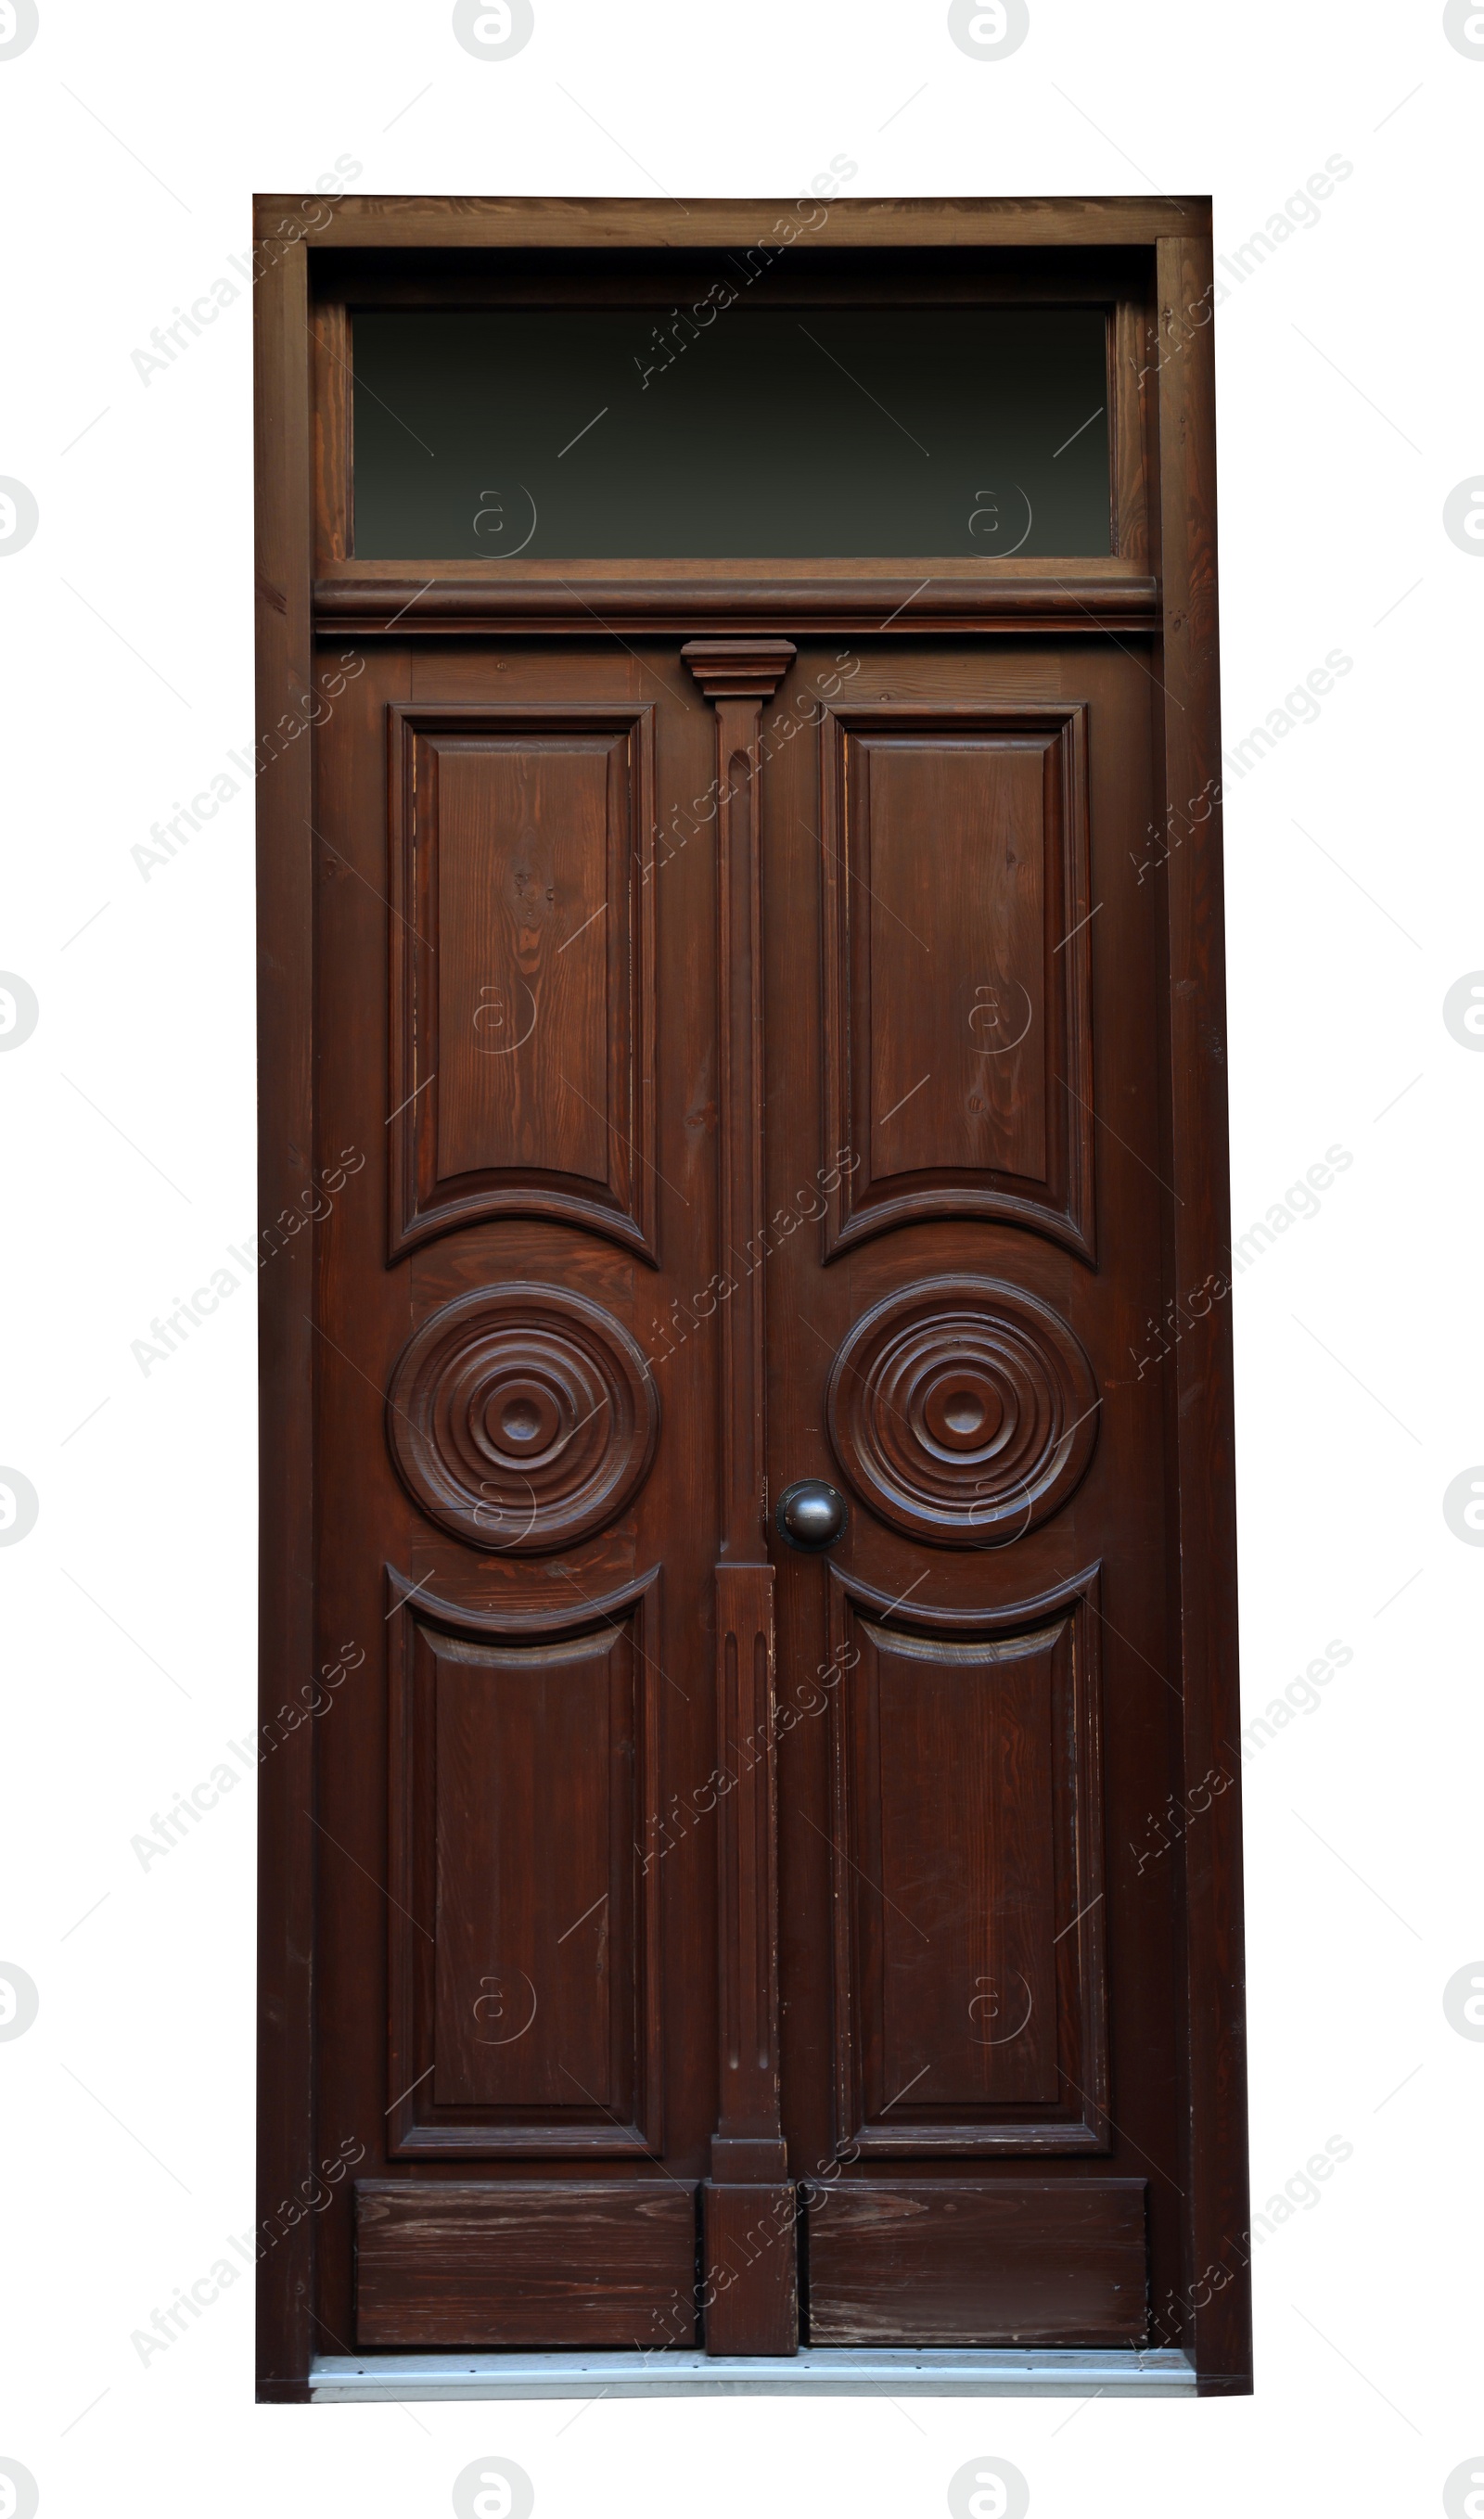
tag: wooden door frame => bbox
[253,193,1248,2400]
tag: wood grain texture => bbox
[820,704,1094,1261]
[827,1568,1107,2155]
[704,2181,799,2357]
[316,573,1160,638]
[806,2180,1147,2346]
[355,2180,698,2347]
[386,702,656,1260]
[1112,294,1153,571]
[1153,230,1251,2395]
[710,1563,783,2160]
[385,1567,662,2156]
[260,194,1212,250]
[685,641,799,2355]
[310,296,351,569]
[253,235,317,2405]
[687,646,794,1558]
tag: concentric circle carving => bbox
[826,1276,1097,1546]
[387,1283,659,1553]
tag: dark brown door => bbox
[307,622,1183,2360]
[764,645,1169,2350]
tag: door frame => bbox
[253,192,1248,2400]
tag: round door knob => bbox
[775,1478,849,1553]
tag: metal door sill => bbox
[310,2345,1196,2401]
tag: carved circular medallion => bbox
[387,1283,659,1553]
[826,1276,1098,1546]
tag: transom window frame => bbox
[314,249,1150,587]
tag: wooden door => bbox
[763,644,1166,2350]
[306,627,1174,2361]
[313,643,722,2360]
[254,196,1247,2399]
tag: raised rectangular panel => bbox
[828,1569,1107,2154]
[430,1628,617,2108]
[806,2179,1147,2346]
[355,2180,698,2348]
[869,737,1048,1184]
[434,739,609,1185]
[388,704,656,1261]
[820,705,1094,1261]
[876,1623,1060,2109]
[385,1568,662,2156]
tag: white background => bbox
[1,3,1480,2513]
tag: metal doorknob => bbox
[775,1479,850,1553]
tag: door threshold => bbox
[310,2346,1196,2401]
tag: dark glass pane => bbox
[352,307,1110,559]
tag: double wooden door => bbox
[309,625,1183,2360]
